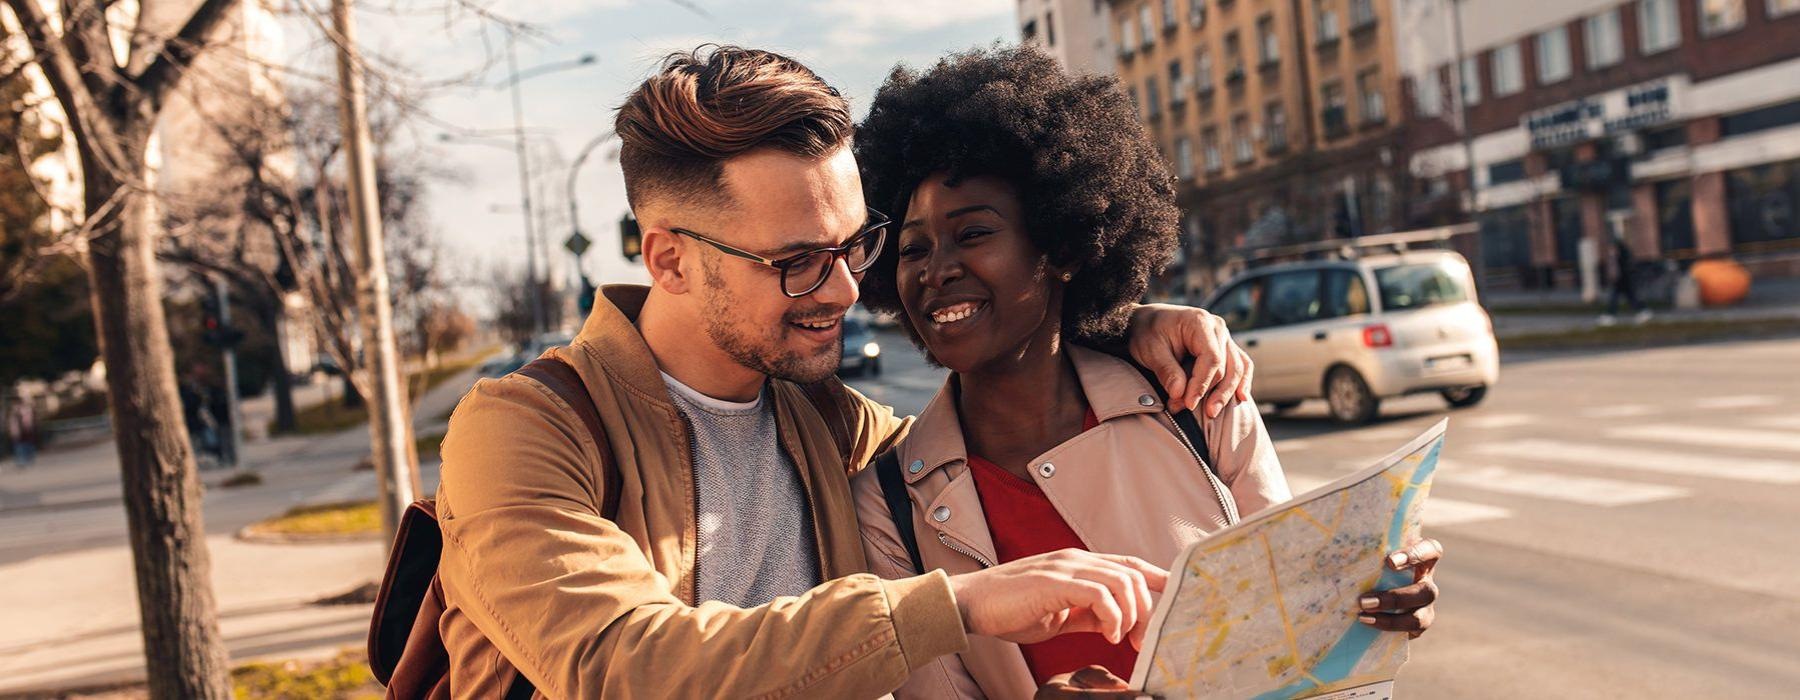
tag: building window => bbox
[1726,160,1800,245]
[1322,81,1348,138]
[1487,158,1526,185]
[1169,59,1188,106]
[1190,0,1208,28]
[1265,101,1288,152]
[1458,56,1481,106]
[1316,0,1340,42]
[1490,43,1523,96]
[1128,86,1140,110]
[1147,77,1163,119]
[1140,4,1156,48]
[1655,179,1696,253]
[1023,19,1039,43]
[1536,26,1571,84]
[1176,136,1195,179]
[1585,10,1624,68]
[1719,98,1800,137]
[1162,0,1179,30]
[1232,114,1254,163]
[1195,48,1215,93]
[1223,31,1245,82]
[1120,18,1137,56]
[1699,0,1746,36]
[1349,0,1376,29]
[1047,11,1056,46]
[1202,127,1222,172]
[1638,0,1681,54]
[1258,15,1280,66]
[1414,68,1443,117]
[1772,0,1800,19]
[1357,68,1386,123]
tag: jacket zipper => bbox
[1164,410,1239,526]
[936,531,995,569]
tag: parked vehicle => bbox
[1202,249,1498,424]
[838,314,882,377]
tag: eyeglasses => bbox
[672,208,890,298]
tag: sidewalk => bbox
[0,354,492,695]
[1486,275,1800,340]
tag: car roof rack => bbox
[1233,223,1478,269]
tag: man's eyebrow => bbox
[902,204,1000,231]
[769,238,837,257]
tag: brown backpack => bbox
[366,356,853,698]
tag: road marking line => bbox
[1580,404,1657,418]
[1607,424,1800,455]
[1435,460,1689,506]
[1752,415,1800,430]
[1461,414,1537,430]
[1274,439,1311,452]
[1475,439,1800,484]
[1693,395,1783,410]
[1282,472,1510,526]
[1348,426,1420,442]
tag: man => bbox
[6,392,36,468]
[436,46,1252,698]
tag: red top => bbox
[964,410,1138,686]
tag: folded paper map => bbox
[1128,420,1446,699]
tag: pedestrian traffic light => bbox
[199,296,244,348]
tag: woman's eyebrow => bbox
[902,203,1001,231]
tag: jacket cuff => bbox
[879,570,968,670]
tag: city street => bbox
[850,331,1800,698]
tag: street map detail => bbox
[1129,420,1446,699]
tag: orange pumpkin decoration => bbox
[1690,258,1752,307]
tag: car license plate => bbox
[1427,354,1471,371]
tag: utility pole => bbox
[212,276,243,469]
[331,0,419,544]
[1449,0,1486,290]
[506,29,545,336]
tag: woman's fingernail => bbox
[1388,552,1409,568]
[1358,615,1377,625]
[1360,596,1380,611]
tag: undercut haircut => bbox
[614,45,854,210]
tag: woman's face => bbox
[895,173,1066,373]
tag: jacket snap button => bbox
[1138,394,1156,406]
[1038,462,1056,478]
[908,459,925,474]
[932,506,951,522]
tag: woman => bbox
[850,46,1442,698]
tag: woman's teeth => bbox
[931,302,981,325]
[794,318,838,330]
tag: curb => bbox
[234,524,381,545]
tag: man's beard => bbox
[700,262,842,384]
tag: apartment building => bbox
[1401,0,1800,287]
[1019,0,1118,75]
[1107,0,1413,299]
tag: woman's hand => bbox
[1035,666,1143,699]
[1127,304,1254,419]
[1357,538,1444,638]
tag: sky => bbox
[283,0,1020,305]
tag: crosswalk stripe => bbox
[1607,424,1800,454]
[1692,395,1783,410]
[1475,439,1800,484]
[1435,460,1688,506]
[1580,404,1658,418]
[1462,414,1537,430]
[1753,415,1800,430]
[1282,472,1511,526]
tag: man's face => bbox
[688,146,868,384]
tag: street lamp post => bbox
[565,131,615,314]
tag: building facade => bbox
[1019,0,1118,76]
[1402,0,1800,288]
[1106,0,1416,300]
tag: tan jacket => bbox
[851,346,1291,699]
[436,285,968,699]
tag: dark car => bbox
[838,315,881,377]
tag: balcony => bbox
[1225,66,1246,84]
[1322,105,1349,139]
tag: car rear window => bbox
[1374,263,1469,311]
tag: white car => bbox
[1202,250,1499,424]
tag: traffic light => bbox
[199,295,245,348]
[619,215,641,261]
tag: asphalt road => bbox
[847,331,1800,698]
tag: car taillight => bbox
[1362,324,1393,348]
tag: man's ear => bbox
[642,228,693,295]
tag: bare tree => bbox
[0,0,245,695]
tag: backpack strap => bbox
[1131,364,1215,479]
[517,356,621,521]
[873,449,926,574]
[798,379,854,465]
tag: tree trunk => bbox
[83,131,232,699]
[259,299,296,432]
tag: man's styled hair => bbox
[614,45,854,210]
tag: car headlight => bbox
[862,342,880,358]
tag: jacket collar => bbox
[570,284,676,406]
[899,345,1169,484]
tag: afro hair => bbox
[854,44,1180,346]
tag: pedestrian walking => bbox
[7,393,38,468]
[1599,230,1652,326]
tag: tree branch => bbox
[128,0,240,111]
[2,0,105,144]
[60,0,121,101]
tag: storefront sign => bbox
[1523,76,1686,149]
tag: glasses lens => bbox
[782,250,834,297]
[847,224,887,273]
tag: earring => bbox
[1060,271,1073,282]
